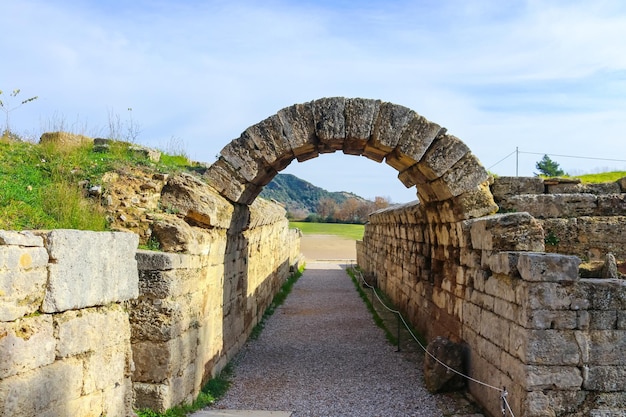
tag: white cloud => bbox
[1,0,626,202]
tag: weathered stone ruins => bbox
[1,97,625,417]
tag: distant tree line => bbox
[301,196,391,224]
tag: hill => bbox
[259,173,365,217]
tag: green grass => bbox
[289,221,364,240]
[135,364,233,417]
[0,137,194,231]
[574,171,626,183]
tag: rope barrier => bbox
[356,270,516,417]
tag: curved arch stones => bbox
[205,97,498,220]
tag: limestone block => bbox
[40,230,139,313]
[417,134,469,181]
[363,102,414,163]
[523,390,587,417]
[39,131,92,147]
[133,381,171,412]
[526,283,577,310]
[242,114,295,171]
[524,330,580,365]
[575,330,626,365]
[517,253,580,282]
[0,357,83,416]
[469,213,545,252]
[83,346,129,394]
[160,172,234,229]
[423,336,465,392]
[0,230,44,247]
[523,309,578,330]
[218,137,277,185]
[395,113,441,165]
[276,101,318,162]
[0,315,55,379]
[202,158,248,203]
[490,176,545,201]
[583,366,626,391]
[430,153,491,200]
[618,176,626,192]
[136,250,189,271]
[103,377,134,417]
[55,305,130,358]
[151,216,217,255]
[526,365,583,390]
[487,251,520,277]
[597,194,626,215]
[343,98,381,155]
[0,247,49,321]
[502,194,599,219]
[312,97,346,152]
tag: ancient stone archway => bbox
[204,97,498,220]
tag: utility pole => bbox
[516,147,519,177]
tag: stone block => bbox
[417,134,469,181]
[578,279,626,310]
[487,252,518,277]
[0,231,44,247]
[469,213,544,252]
[276,102,318,162]
[575,330,626,365]
[343,98,381,155]
[55,305,130,358]
[160,172,234,229]
[364,102,414,162]
[132,327,199,383]
[39,230,138,313]
[83,346,129,394]
[218,137,277,185]
[517,252,580,282]
[526,283,578,310]
[0,315,55,379]
[202,158,248,203]
[583,366,626,391]
[526,365,583,390]
[431,153,491,200]
[504,193,599,219]
[134,382,172,412]
[0,247,48,321]
[395,113,440,163]
[524,330,580,365]
[0,358,83,417]
[523,309,578,330]
[242,114,295,171]
[490,176,545,201]
[312,97,346,152]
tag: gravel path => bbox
[203,262,443,417]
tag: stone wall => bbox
[129,172,301,412]
[358,202,626,417]
[0,179,301,416]
[0,230,138,417]
[492,176,626,261]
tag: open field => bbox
[289,221,364,240]
[290,222,362,261]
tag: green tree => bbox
[535,154,565,177]
[0,89,38,137]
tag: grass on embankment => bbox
[289,221,365,240]
[574,171,626,183]
[0,137,192,231]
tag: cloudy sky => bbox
[2,0,626,202]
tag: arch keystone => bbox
[312,97,347,153]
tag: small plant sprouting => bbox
[545,230,560,246]
[0,89,38,137]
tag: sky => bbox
[2,0,626,203]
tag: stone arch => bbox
[205,97,498,220]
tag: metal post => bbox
[515,147,519,177]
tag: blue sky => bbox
[2,0,626,203]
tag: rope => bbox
[356,270,516,417]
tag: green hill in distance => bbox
[259,173,365,218]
